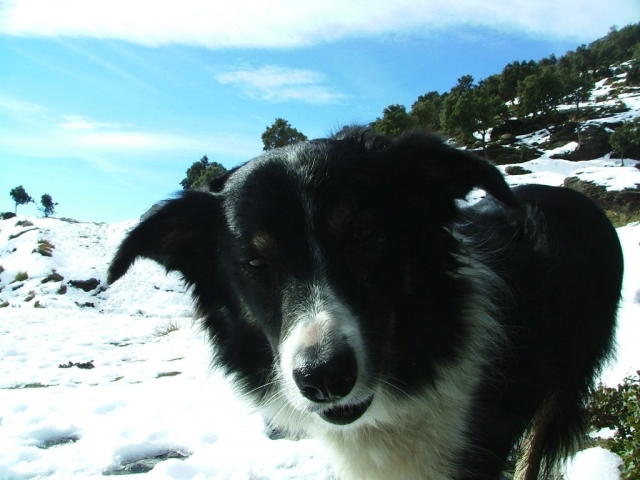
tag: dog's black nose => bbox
[292,347,357,403]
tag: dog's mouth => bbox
[318,396,373,425]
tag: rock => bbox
[58,361,95,369]
[565,125,612,161]
[69,278,100,292]
[505,166,533,175]
[102,450,190,476]
[542,122,579,152]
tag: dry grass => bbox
[154,319,181,337]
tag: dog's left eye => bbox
[351,219,378,244]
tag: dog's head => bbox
[108,128,516,431]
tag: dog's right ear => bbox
[107,191,224,286]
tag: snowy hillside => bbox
[1,71,640,479]
[1,193,639,479]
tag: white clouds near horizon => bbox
[1,0,638,48]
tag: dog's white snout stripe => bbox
[281,283,367,406]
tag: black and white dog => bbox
[108,128,623,480]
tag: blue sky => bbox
[1,1,639,223]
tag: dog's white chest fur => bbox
[319,389,472,480]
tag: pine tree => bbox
[610,119,640,166]
[261,119,307,151]
[9,185,33,214]
[38,194,58,218]
[180,156,228,190]
[371,104,415,138]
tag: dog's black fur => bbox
[108,128,623,479]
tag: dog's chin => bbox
[318,396,374,425]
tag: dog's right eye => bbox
[246,258,268,269]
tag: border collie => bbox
[108,128,623,480]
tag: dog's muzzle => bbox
[293,346,357,402]
[292,345,372,425]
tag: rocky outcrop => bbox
[564,125,614,161]
[564,177,640,212]
[479,144,543,165]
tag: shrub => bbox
[16,220,33,227]
[587,372,640,479]
[24,291,35,302]
[34,239,55,257]
[42,271,64,283]
[13,271,28,282]
[34,300,44,308]
[0,300,8,308]
[56,284,67,295]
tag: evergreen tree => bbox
[409,91,443,131]
[626,45,640,86]
[473,83,508,159]
[441,78,506,159]
[38,194,58,218]
[9,185,33,214]
[440,75,478,143]
[180,156,227,190]
[371,104,415,138]
[195,162,228,189]
[562,72,594,117]
[441,89,476,144]
[261,118,307,151]
[500,60,538,104]
[610,119,640,166]
[181,156,210,190]
[518,66,566,131]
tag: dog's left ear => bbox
[108,190,224,287]
[387,134,519,210]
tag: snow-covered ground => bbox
[1,169,639,479]
[1,76,639,479]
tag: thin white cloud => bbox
[0,95,48,115]
[215,65,348,104]
[0,0,637,47]
[59,115,118,131]
[0,97,260,170]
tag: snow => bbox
[0,218,335,479]
[2,74,639,478]
[564,447,624,480]
[1,206,638,480]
